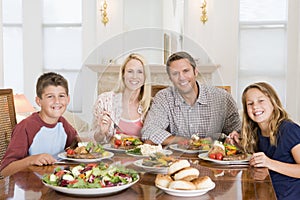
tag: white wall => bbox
[286,0,300,122]
[1,0,300,123]
[184,0,239,98]
[0,1,3,87]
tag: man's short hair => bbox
[166,51,197,74]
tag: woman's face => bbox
[123,59,145,91]
[245,88,274,127]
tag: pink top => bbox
[118,118,143,137]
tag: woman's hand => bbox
[99,111,112,136]
[250,152,272,168]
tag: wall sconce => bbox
[100,0,109,26]
[200,0,208,24]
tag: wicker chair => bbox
[0,89,17,161]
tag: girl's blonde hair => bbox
[114,53,152,116]
[241,82,290,153]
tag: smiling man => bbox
[141,51,241,145]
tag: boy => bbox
[0,72,78,177]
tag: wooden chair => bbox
[151,85,168,97]
[216,86,231,93]
[0,89,17,161]
[151,85,231,97]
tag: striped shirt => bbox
[141,82,241,144]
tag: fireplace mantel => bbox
[86,64,220,94]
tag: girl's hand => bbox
[250,152,272,168]
[225,131,240,146]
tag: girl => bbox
[241,82,300,200]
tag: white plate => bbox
[126,150,173,157]
[133,159,168,174]
[57,151,114,163]
[103,143,126,152]
[43,176,139,197]
[198,152,250,165]
[156,182,215,197]
[169,144,208,154]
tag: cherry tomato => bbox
[216,153,224,160]
[209,153,216,159]
[67,149,75,155]
[114,139,122,146]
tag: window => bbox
[238,0,287,108]
[2,0,23,93]
[42,0,82,112]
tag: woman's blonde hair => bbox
[241,82,290,153]
[114,53,152,116]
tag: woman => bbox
[91,53,152,143]
[241,82,300,200]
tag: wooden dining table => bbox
[0,150,277,200]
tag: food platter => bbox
[43,177,139,197]
[133,159,168,174]
[57,151,114,163]
[169,144,208,154]
[156,183,215,197]
[102,143,126,152]
[198,152,250,165]
[125,149,173,157]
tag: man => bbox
[141,51,241,145]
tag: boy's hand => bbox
[29,154,57,166]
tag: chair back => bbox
[0,89,17,160]
[151,85,168,97]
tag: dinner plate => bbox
[198,152,250,165]
[169,144,208,154]
[156,182,215,197]
[43,176,139,197]
[133,159,168,174]
[102,143,126,152]
[57,151,114,163]
[125,149,173,157]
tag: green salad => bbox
[42,162,139,188]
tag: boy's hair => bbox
[36,72,69,98]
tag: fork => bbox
[105,113,124,133]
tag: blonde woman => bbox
[241,82,300,200]
[92,53,152,143]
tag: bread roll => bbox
[173,167,199,181]
[168,159,190,175]
[168,180,196,190]
[155,174,173,188]
[192,176,214,189]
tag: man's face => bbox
[168,58,198,96]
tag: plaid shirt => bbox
[141,82,241,144]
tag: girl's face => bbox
[245,88,274,127]
[123,59,145,91]
[36,85,70,124]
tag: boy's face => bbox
[35,85,70,124]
